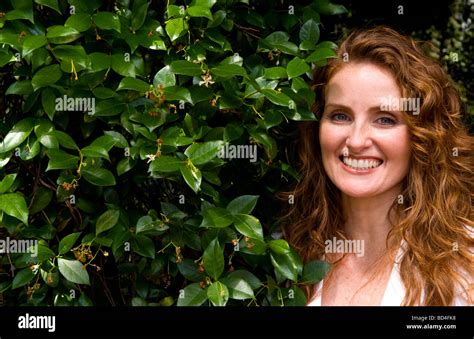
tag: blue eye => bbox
[377,116,396,125]
[331,112,349,121]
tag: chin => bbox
[337,186,380,198]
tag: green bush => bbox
[0,0,345,306]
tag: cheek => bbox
[380,129,411,165]
[318,122,344,155]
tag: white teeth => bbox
[342,156,382,170]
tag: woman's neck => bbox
[340,183,402,265]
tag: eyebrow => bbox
[324,103,401,115]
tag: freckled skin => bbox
[319,62,411,199]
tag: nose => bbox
[345,121,373,151]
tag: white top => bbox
[307,241,472,306]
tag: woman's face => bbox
[319,62,411,198]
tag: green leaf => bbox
[93,87,116,99]
[226,195,258,215]
[203,238,224,280]
[6,1,34,23]
[131,2,149,31]
[42,88,56,120]
[53,45,88,70]
[132,235,155,259]
[34,0,61,14]
[170,60,202,77]
[46,149,79,171]
[135,215,168,234]
[58,258,90,285]
[93,99,125,117]
[221,274,254,300]
[83,168,116,186]
[58,232,82,255]
[284,107,317,121]
[177,283,208,306]
[46,25,81,44]
[41,269,59,287]
[201,207,233,228]
[96,210,120,235]
[207,281,229,306]
[0,193,29,224]
[117,77,150,93]
[5,81,34,96]
[33,119,54,138]
[187,5,213,20]
[270,252,299,282]
[211,64,246,78]
[195,0,217,8]
[29,186,53,214]
[89,53,111,72]
[184,141,225,165]
[117,158,135,176]
[89,135,116,151]
[313,0,348,15]
[286,57,310,79]
[299,19,320,43]
[0,174,17,194]
[67,0,101,13]
[50,130,78,150]
[81,145,110,161]
[0,32,22,50]
[224,270,261,290]
[78,293,94,306]
[302,260,330,284]
[65,13,91,32]
[268,239,291,255]
[149,156,183,172]
[22,35,47,57]
[306,47,337,63]
[153,66,176,87]
[94,12,121,33]
[232,214,264,242]
[0,118,35,153]
[32,64,62,91]
[264,67,288,80]
[177,259,206,282]
[180,163,202,193]
[274,41,299,55]
[264,31,289,45]
[104,131,128,148]
[261,89,293,107]
[33,244,55,263]
[163,86,193,103]
[261,109,283,129]
[111,54,136,77]
[166,4,181,17]
[12,268,36,289]
[166,18,189,42]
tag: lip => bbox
[339,156,383,174]
[339,154,383,161]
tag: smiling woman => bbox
[282,26,474,306]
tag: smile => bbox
[339,155,383,171]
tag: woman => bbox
[282,26,473,306]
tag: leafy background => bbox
[0,0,472,307]
[0,0,341,306]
